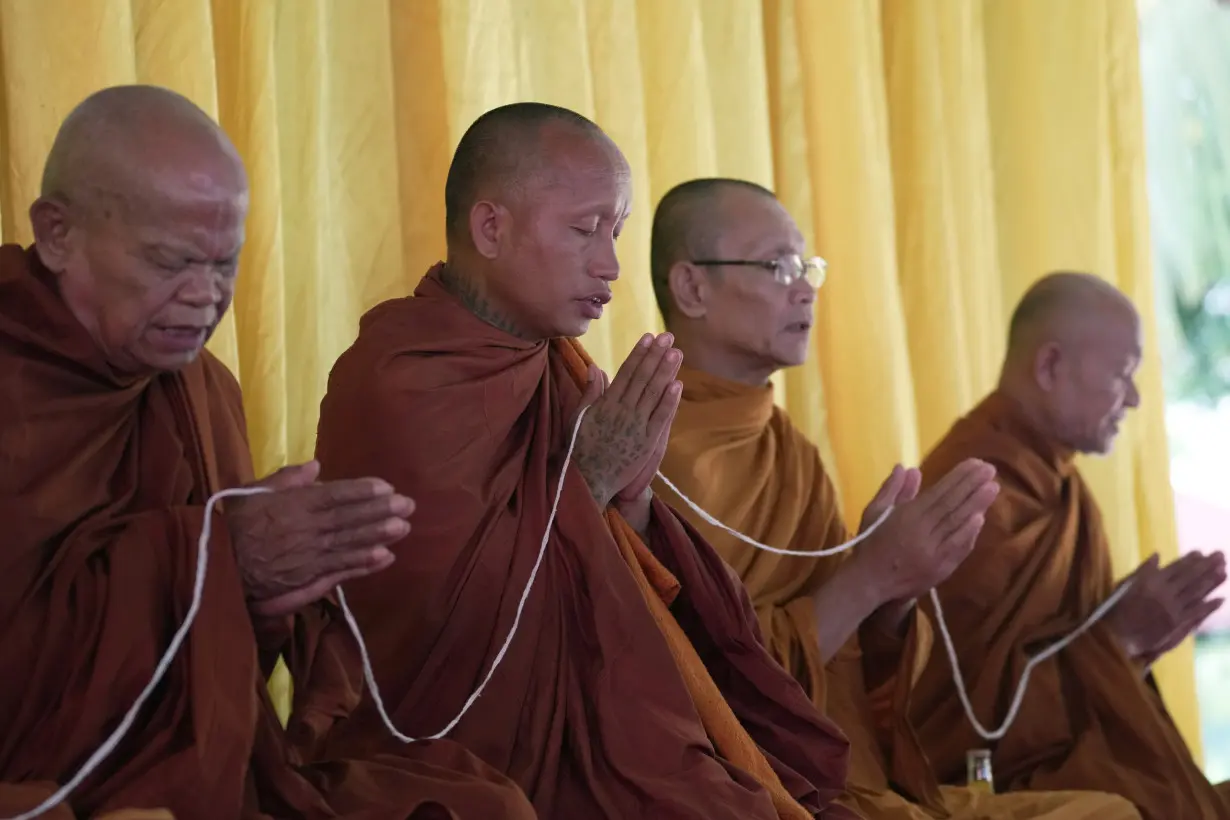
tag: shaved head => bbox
[439,103,631,341]
[1006,271,1137,361]
[41,84,246,224]
[444,102,611,249]
[31,85,248,375]
[1000,271,1143,454]
[650,178,776,321]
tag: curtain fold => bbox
[0,0,1198,759]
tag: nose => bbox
[178,266,225,308]
[790,278,816,304]
[592,235,620,282]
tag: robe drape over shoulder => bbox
[915,391,1230,820]
[0,245,536,820]
[655,367,1142,820]
[303,265,857,820]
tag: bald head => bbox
[444,102,615,249]
[42,84,246,222]
[32,85,248,376]
[650,178,777,322]
[1006,272,1138,362]
[1000,272,1143,454]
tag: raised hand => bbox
[224,461,415,617]
[1105,551,1226,664]
[848,459,999,606]
[573,333,683,509]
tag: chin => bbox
[553,317,593,340]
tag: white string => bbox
[334,404,591,743]
[7,486,272,820]
[656,474,1135,743]
[655,471,892,556]
[928,578,1134,741]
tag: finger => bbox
[935,513,986,579]
[1125,554,1162,585]
[916,460,997,531]
[898,468,922,504]
[644,379,682,444]
[932,481,1000,543]
[636,346,683,416]
[1164,598,1223,651]
[321,516,414,553]
[606,334,654,403]
[578,364,605,410]
[299,477,397,511]
[872,465,905,507]
[257,461,321,491]
[249,555,397,618]
[618,332,673,409]
[316,493,414,534]
[1170,560,1228,607]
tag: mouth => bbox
[577,293,611,320]
[150,325,209,353]
[784,321,813,334]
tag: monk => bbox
[0,85,535,820]
[300,102,944,819]
[914,272,1230,819]
[648,178,1143,820]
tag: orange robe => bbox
[304,266,858,819]
[915,391,1230,820]
[656,367,1141,820]
[0,245,534,820]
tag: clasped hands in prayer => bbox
[1104,549,1226,671]
[574,331,684,535]
[224,461,415,618]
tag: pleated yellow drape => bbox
[0,0,1200,759]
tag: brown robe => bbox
[655,366,1142,820]
[303,265,858,819]
[0,245,535,820]
[915,391,1230,820]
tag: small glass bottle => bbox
[966,749,994,793]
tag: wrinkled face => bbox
[481,130,632,340]
[1045,306,1143,454]
[34,162,247,376]
[693,189,816,370]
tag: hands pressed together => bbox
[1105,550,1227,668]
[573,332,684,534]
[224,461,415,618]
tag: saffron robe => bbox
[303,266,857,819]
[655,367,1142,820]
[0,245,535,820]
[914,391,1230,820]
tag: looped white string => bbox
[655,474,1134,743]
[8,486,272,820]
[654,472,893,556]
[928,578,1134,741]
[337,404,591,742]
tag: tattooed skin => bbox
[438,264,528,339]
[572,401,652,509]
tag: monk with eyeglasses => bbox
[651,178,1142,819]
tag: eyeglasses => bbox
[690,254,828,289]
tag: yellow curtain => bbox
[0,0,1200,759]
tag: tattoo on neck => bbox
[438,265,529,339]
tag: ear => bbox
[468,200,506,260]
[1034,341,1063,392]
[668,261,710,320]
[28,197,75,273]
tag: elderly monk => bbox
[0,85,536,820]
[650,179,1142,820]
[305,103,861,820]
[914,272,1230,820]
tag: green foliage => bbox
[1141,0,1230,404]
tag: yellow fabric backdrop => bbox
[0,0,1200,759]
